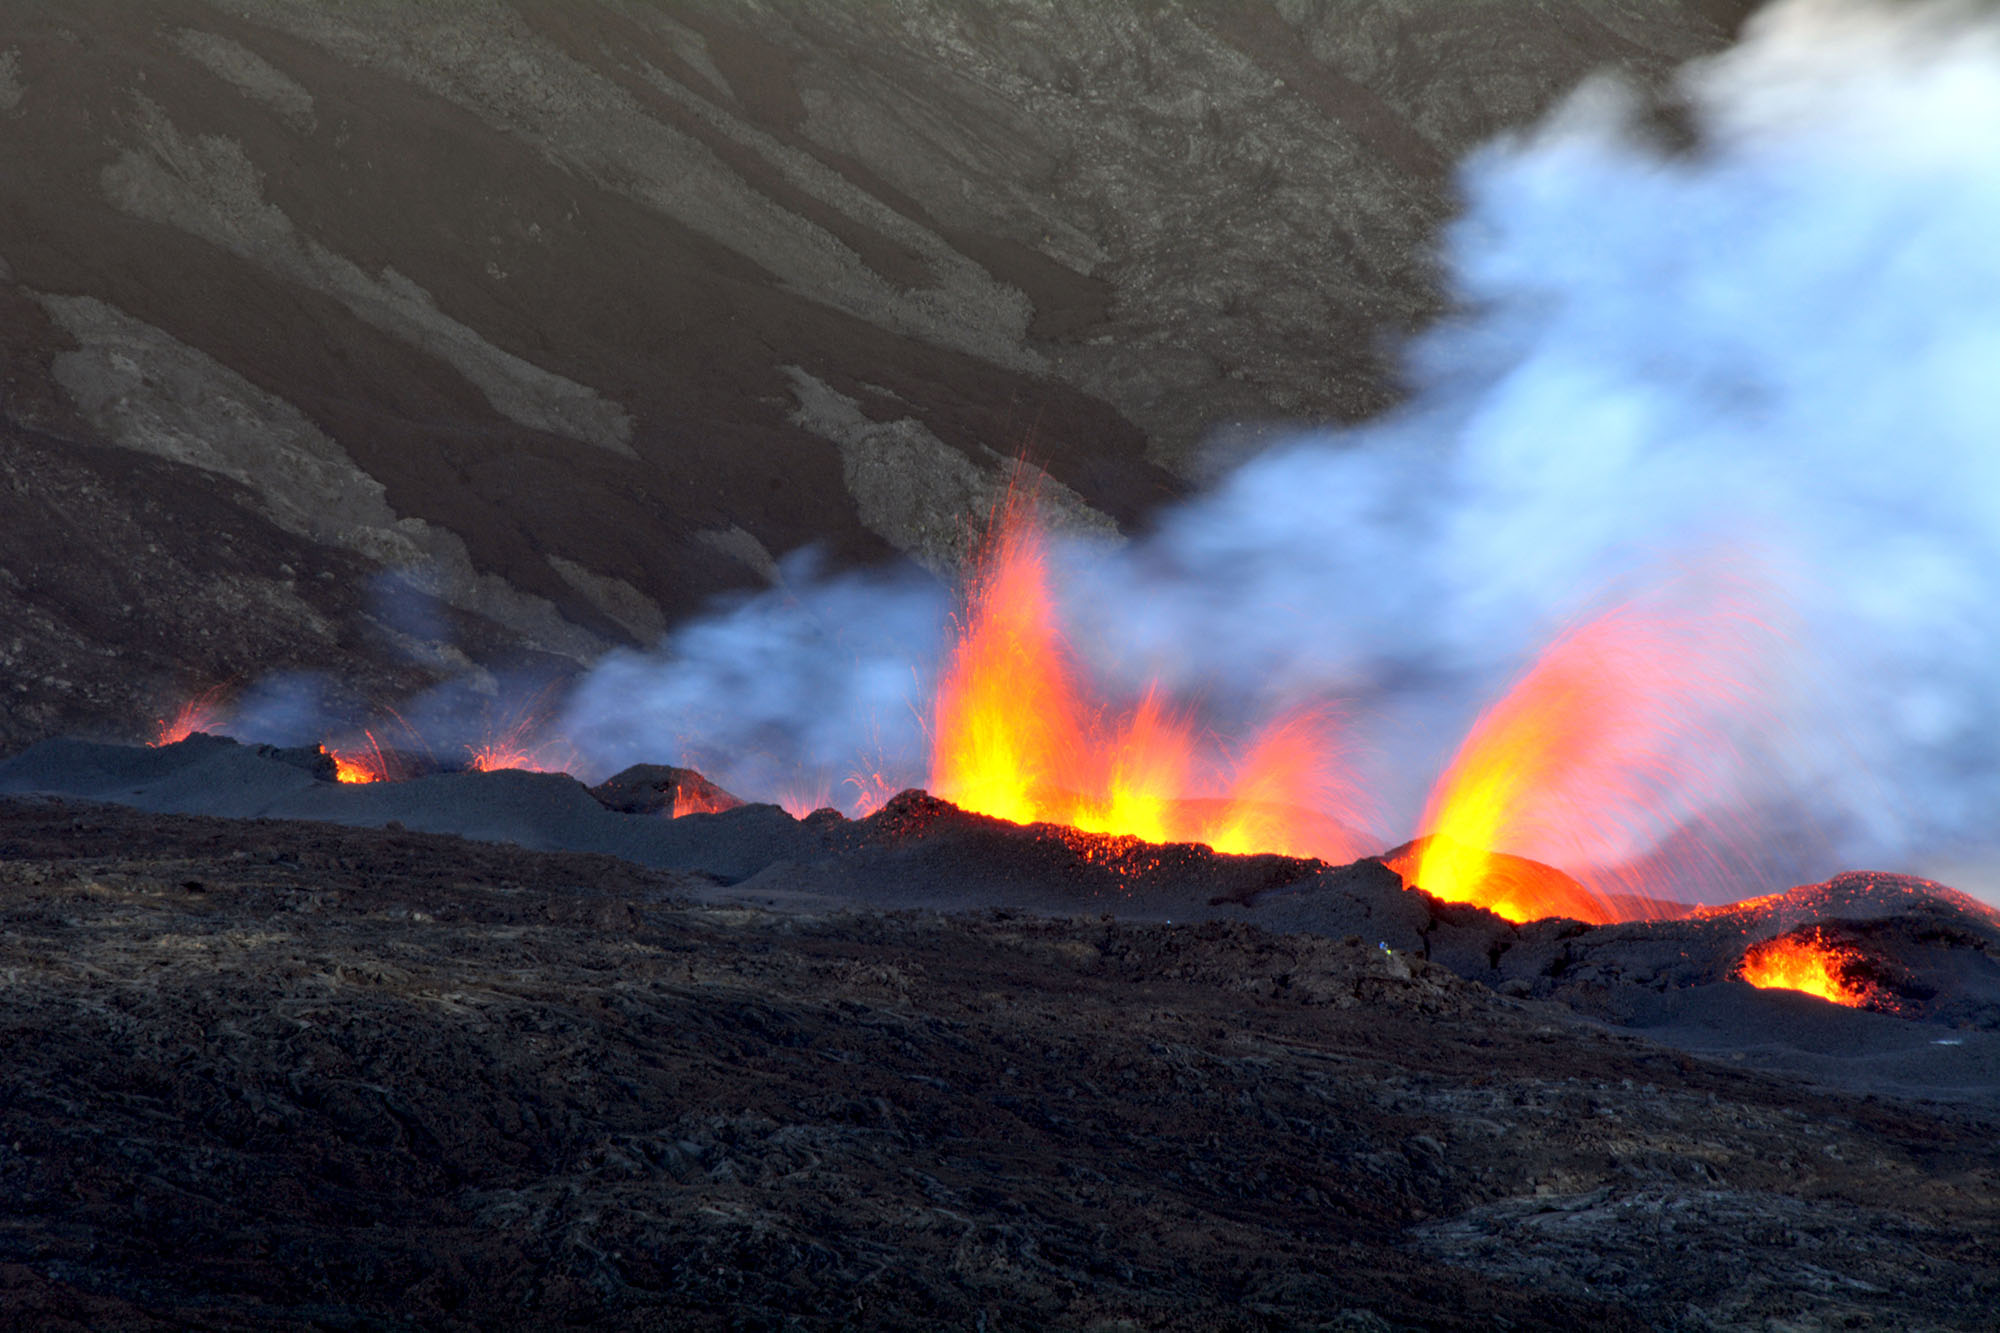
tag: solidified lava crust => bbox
[0,798,1995,1331]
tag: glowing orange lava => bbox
[329,731,391,785]
[1385,837,1607,925]
[1738,929,1871,1007]
[467,739,577,775]
[332,755,382,784]
[928,496,1365,863]
[1405,599,1767,924]
[770,770,897,819]
[152,687,229,746]
[464,690,578,775]
[672,786,739,818]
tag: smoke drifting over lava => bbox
[562,0,2000,906]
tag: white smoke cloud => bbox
[564,551,945,804]
[564,0,2000,896]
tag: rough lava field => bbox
[0,736,1997,1328]
[0,791,1996,1331]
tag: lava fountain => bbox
[463,688,579,776]
[1392,593,1775,924]
[152,686,229,747]
[328,730,392,785]
[928,496,1366,863]
[465,730,577,775]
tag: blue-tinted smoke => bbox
[564,551,946,804]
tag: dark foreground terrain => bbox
[0,798,1995,1331]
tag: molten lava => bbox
[1404,600,1767,924]
[465,695,578,775]
[770,771,893,819]
[332,755,382,785]
[152,687,228,747]
[928,497,1365,863]
[1385,836,1608,925]
[671,784,739,818]
[329,731,391,785]
[1738,928,1873,1007]
[466,739,577,775]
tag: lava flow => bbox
[1393,599,1768,924]
[1738,928,1875,1008]
[928,496,1365,864]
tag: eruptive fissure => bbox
[927,493,1366,867]
[922,495,1783,926]
[146,499,1790,926]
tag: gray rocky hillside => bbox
[0,1,1755,748]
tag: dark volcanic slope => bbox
[0,0,1752,747]
[0,419,573,749]
[0,798,1994,1331]
[8,732,2000,1111]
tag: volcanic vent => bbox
[14,481,2000,1060]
